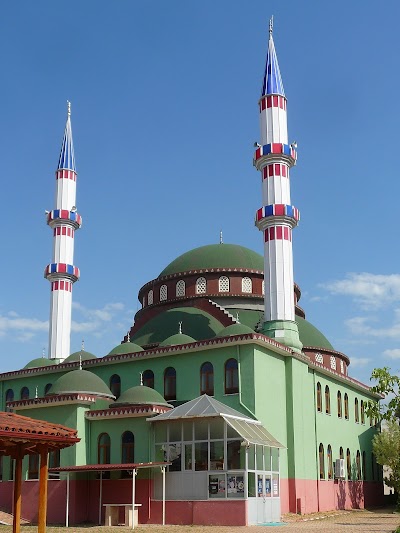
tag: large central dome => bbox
[159,243,264,277]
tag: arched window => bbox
[339,447,344,460]
[143,370,154,388]
[344,393,349,420]
[28,454,39,480]
[176,280,185,297]
[356,450,361,480]
[218,276,230,292]
[337,391,342,418]
[325,385,330,414]
[200,362,214,396]
[121,431,135,464]
[316,382,322,412]
[44,383,52,395]
[98,433,111,465]
[160,284,167,301]
[225,358,239,394]
[355,398,359,423]
[242,277,252,293]
[196,277,207,294]
[164,367,176,401]
[148,290,153,305]
[347,449,351,480]
[327,445,333,480]
[319,444,325,479]
[362,451,367,481]
[5,389,14,411]
[109,374,121,399]
[361,400,365,424]
[20,387,29,400]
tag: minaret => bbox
[254,20,302,352]
[44,102,82,361]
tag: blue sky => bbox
[0,1,399,386]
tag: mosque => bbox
[0,23,383,526]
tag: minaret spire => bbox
[254,22,302,352]
[44,103,82,361]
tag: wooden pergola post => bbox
[12,446,23,533]
[37,446,49,533]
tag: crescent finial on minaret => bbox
[269,16,274,36]
[67,100,71,117]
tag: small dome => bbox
[160,333,196,346]
[47,369,114,399]
[111,385,171,407]
[23,357,52,369]
[159,243,263,277]
[296,316,334,350]
[107,342,144,356]
[217,323,254,337]
[64,350,97,363]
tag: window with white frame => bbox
[160,284,168,301]
[218,276,230,292]
[176,280,185,297]
[196,277,207,294]
[148,289,153,305]
[242,277,252,293]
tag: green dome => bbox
[64,350,97,363]
[160,333,196,346]
[23,357,52,369]
[132,307,222,347]
[48,369,114,399]
[159,243,263,277]
[295,316,334,351]
[112,385,170,407]
[217,323,254,337]
[107,342,144,356]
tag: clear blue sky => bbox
[0,1,399,387]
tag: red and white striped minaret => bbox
[44,102,82,361]
[254,19,302,352]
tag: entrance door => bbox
[256,474,272,524]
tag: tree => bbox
[372,421,400,508]
[366,367,400,421]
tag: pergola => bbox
[0,411,79,533]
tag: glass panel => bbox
[209,418,224,440]
[195,442,208,471]
[256,445,264,470]
[155,445,164,463]
[183,420,193,441]
[264,446,271,471]
[248,444,255,470]
[271,447,279,472]
[195,419,208,441]
[227,440,243,470]
[227,423,239,439]
[272,474,279,496]
[155,423,167,443]
[257,474,263,497]
[210,441,224,470]
[167,443,182,472]
[184,444,193,470]
[265,475,272,497]
[209,474,226,498]
[227,474,245,498]
[168,421,181,442]
[248,472,256,497]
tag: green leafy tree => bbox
[372,421,400,508]
[366,367,400,421]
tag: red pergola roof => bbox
[49,461,170,473]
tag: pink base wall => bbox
[283,478,384,515]
[0,477,384,525]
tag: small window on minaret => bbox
[160,285,168,301]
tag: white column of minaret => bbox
[255,21,299,324]
[44,102,82,361]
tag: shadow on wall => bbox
[336,459,364,510]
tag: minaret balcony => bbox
[254,143,296,170]
[44,263,80,283]
[47,209,82,230]
[255,204,300,231]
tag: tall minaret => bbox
[44,102,82,361]
[254,20,302,352]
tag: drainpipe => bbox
[312,370,320,512]
[237,345,257,419]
